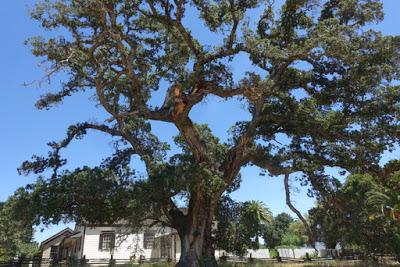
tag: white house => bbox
[40,223,182,263]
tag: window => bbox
[99,232,115,251]
[143,230,155,249]
[160,236,171,258]
[50,246,58,260]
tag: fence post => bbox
[248,253,254,263]
[108,255,115,267]
[139,255,145,265]
[276,251,282,262]
[33,255,41,267]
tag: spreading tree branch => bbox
[284,173,317,251]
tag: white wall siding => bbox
[82,226,176,260]
[83,226,135,260]
[42,247,51,259]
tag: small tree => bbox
[263,213,293,248]
[18,0,400,266]
[280,220,309,247]
[214,198,271,256]
[309,200,342,250]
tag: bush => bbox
[269,248,278,259]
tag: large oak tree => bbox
[18,0,400,266]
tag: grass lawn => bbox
[219,261,399,266]
[140,259,400,267]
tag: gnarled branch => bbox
[284,173,317,250]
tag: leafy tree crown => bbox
[18,0,400,227]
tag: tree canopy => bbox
[15,0,400,266]
[280,220,309,247]
[214,198,272,256]
[262,212,310,249]
[0,195,38,261]
[309,162,400,260]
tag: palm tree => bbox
[366,186,400,222]
[241,200,273,247]
[242,200,273,224]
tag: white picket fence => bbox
[215,249,270,259]
[277,248,316,258]
[216,247,337,259]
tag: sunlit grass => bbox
[138,259,399,267]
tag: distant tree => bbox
[0,195,38,261]
[17,0,400,266]
[263,213,293,248]
[214,196,241,255]
[280,220,309,247]
[309,167,400,261]
[309,199,342,249]
[239,201,273,250]
[280,233,303,247]
[241,200,273,244]
[214,197,271,256]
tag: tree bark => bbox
[176,193,218,267]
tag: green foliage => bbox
[309,164,400,260]
[214,197,272,256]
[0,198,38,261]
[280,233,303,247]
[14,167,140,226]
[264,218,309,248]
[263,213,294,248]
[268,248,278,259]
[287,221,309,244]
[12,0,400,263]
[279,221,309,247]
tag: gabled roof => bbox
[39,228,74,249]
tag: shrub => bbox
[269,248,278,259]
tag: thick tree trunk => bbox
[176,194,218,267]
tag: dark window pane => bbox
[50,246,58,259]
[99,232,115,251]
[143,231,155,249]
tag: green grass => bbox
[54,259,399,267]
[139,259,399,267]
[219,262,395,267]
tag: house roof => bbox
[39,228,74,249]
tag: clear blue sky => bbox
[0,1,399,243]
